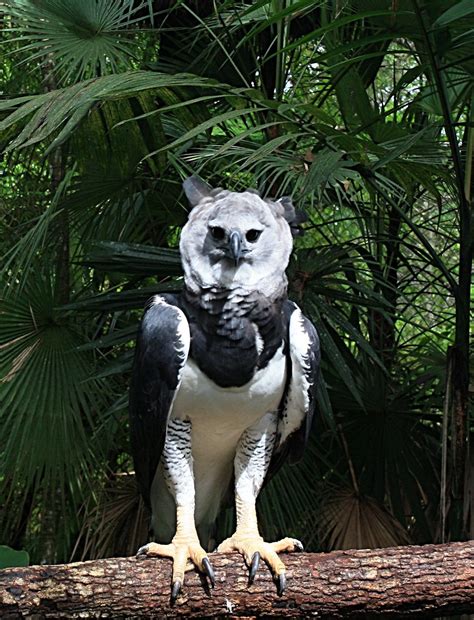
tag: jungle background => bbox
[0,0,472,567]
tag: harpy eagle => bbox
[129,176,320,599]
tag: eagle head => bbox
[180,176,298,298]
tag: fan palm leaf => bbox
[3,0,154,83]
[0,272,113,561]
[316,486,412,550]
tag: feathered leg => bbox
[137,418,214,601]
[218,412,303,595]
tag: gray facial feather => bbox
[183,176,303,235]
[180,178,293,300]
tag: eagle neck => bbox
[183,270,289,303]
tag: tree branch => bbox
[1,542,473,618]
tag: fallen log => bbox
[1,541,473,618]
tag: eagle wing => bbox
[268,302,320,478]
[129,294,190,508]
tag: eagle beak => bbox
[229,230,243,266]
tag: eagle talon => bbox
[136,544,149,557]
[249,552,260,584]
[171,580,182,603]
[202,557,215,587]
[135,537,210,598]
[218,531,301,594]
[276,572,286,596]
[293,539,304,552]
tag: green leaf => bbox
[433,0,474,28]
[0,72,232,151]
[0,272,114,561]
[64,283,179,312]
[151,106,267,156]
[82,242,182,277]
[2,0,154,84]
[304,149,344,191]
[372,128,431,171]
[0,546,29,569]
[310,304,365,411]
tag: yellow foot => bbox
[217,534,303,595]
[137,539,215,601]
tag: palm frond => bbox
[81,242,182,277]
[0,72,234,153]
[3,0,154,84]
[0,271,114,561]
[317,486,411,550]
[72,473,149,561]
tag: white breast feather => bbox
[170,345,287,524]
[172,344,286,426]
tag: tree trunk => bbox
[1,542,473,618]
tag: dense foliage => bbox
[0,0,472,565]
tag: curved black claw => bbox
[171,580,182,603]
[136,544,149,557]
[276,572,286,597]
[202,557,215,588]
[294,540,304,552]
[248,552,260,585]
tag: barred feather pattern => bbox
[162,418,194,507]
[234,412,278,503]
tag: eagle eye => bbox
[210,226,226,241]
[246,229,262,243]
